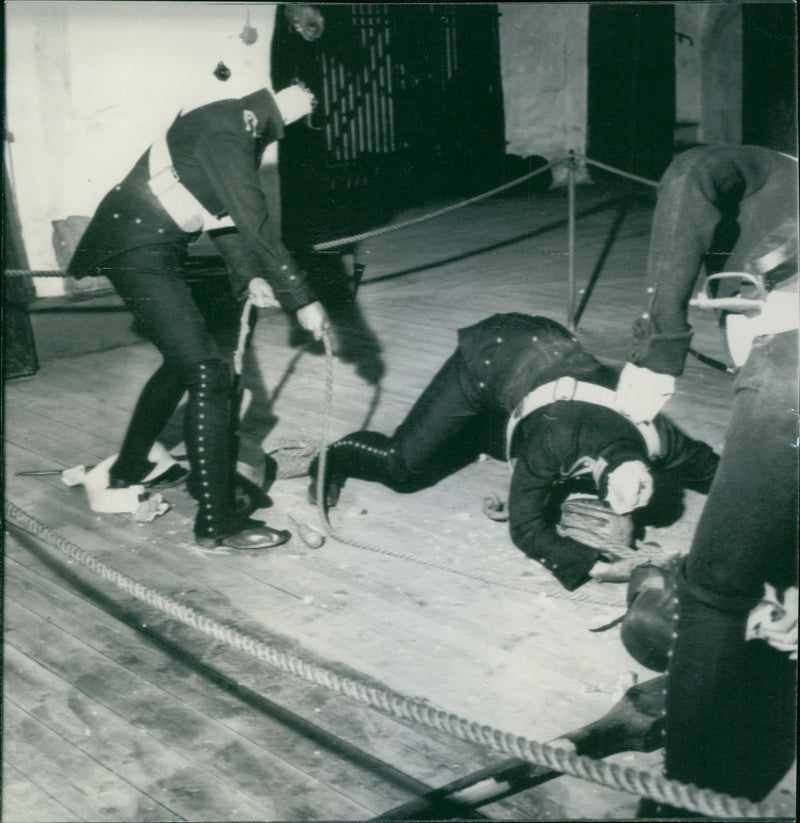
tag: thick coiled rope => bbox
[3,499,776,818]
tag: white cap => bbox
[274,84,316,125]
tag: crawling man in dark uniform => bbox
[311,313,719,591]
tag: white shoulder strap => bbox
[147,133,235,233]
[505,376,662,467]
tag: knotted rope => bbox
[3,499,776,818]
[233,296,255,377]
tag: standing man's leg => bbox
[107,252,280,544]
[662,331,798,807]
[106,247,216,486]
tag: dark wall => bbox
[587,4,676,181]
[4,158,39,378]
[742,3,798,155]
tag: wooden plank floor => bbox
[4,182,795,821]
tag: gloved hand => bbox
[615,362,676,423]
[557,494,636,561]
[248,277,280,308]
[296,300,330,341]
[746,584,798,659]
[605,460,653,515]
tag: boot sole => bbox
[194,529,291,551]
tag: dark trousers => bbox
[665,330,798,802]
[106,245,240,536]
[389,351,506,486]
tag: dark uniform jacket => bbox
[629,146,798,376]
[68,88,315,312]
[458,314,718,590]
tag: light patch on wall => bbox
[5,1,277,289]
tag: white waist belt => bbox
[505,376,662,464]
[148,134,235,233]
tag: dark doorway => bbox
[742,3,798,155]
[390,3,505,198]
[587,4,676,182]
[271,2,506,254]
[3,156,39,379]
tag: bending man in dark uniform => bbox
[311,313,719,591]
[69,85,328,551]
[615,145,798,810]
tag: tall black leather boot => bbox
[308,430,411,508]
[184,360,289,550]
[110,362,188,486]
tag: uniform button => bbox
[532,336,538,342]
[485,359,491,365]
[290,275,296,280]
[158,228,165,234]
[647,287,655,294]
[281,264,288,271]
[135,217,142,224]
[496,337,503,343]
[115,185,121,191]
[642,312,650,319]
[113,213,120,219]
[479,381,485,388]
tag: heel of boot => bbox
[194,535,220,549]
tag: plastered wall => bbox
[498,3,589,182]
[674,4,742,145]
[5,1,278,295]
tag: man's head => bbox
[604,460,653,514]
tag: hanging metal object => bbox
[240,6,258,45]
[213,61,231,81]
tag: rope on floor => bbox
[3,497,776,818]
[312,333,653,610]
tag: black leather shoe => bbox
[109,463,189,491]
[195,518,291,551]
